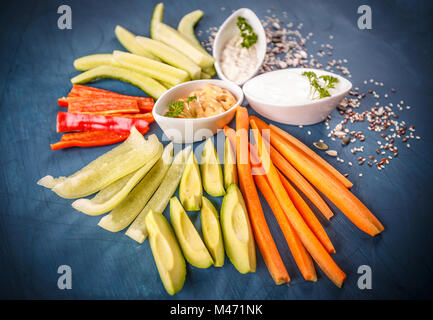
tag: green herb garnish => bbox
[186,95,197,103]
[165,100,184,118]
[302,71,339,100]
[165,96,197,118]
[237,16,258,49]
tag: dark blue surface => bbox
[1,0,433,299]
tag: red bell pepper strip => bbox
[60,97,140,115]
[106,112,154,123]
[67,85,154,112]
[56,112,150,134]
[50,131,135,150]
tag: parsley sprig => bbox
[302,71,339,99]
[237,16,258,49]
[165,96,197,118]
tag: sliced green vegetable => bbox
[71,65,167,99]
[200,71,211,79]
[170,197,213,269]
[72,143,163,216]
[224,136,238,190]
[136,36,201,80]
[179,151,202,211]
[38,128,160,199]
[177,10,216,77]
[152,22,215,69]
[145,209,186,296]
[177,10,204,48]
[201,138,225,197]
[125,146,192,243]
[221,184,256,274]
[201,196,225,267]
[150,2,164,39]
[112,50,189,86]
[115,25,161,61]
[98,143,173,232]
[73,54,120,71]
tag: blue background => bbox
[1,0,433,299]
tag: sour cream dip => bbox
[243,69,344,106]
[220,35,258,84]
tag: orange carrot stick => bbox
[276,169,335,254]
[223,126,237,151]
[269,126,384,236]
[234,107,290,285]
[250,118,346,287]
[250,116,353,188]
[270,144,334,220]
[250,147,317,281]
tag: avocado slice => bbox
[145,209,186,296]
[169,197,213,269]
[179,152,202,211]
[201,197,225,267]
[200,138,225,197]
[223,137,238,190]
[221,184,256,274]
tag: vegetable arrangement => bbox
[39,1,386,297]
[71,3,215,98]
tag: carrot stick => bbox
[250,118,346,287]
[223,126,237,151]
[250,116,353,188]
[270,143,334,220]
[276,169,335,254]
[234,107,290,285]
[268,125,385,236]
[250,147,317,281]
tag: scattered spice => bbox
[313,141,328,150]
[325,150,338,157]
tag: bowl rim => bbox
[152,79,244,122]
[212,8,267,86]
[243,67,352,109]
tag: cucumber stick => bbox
[177,10,204,49]
[125,146,192,243]
[178,10,216,77]
[136,36,201,80]
[152,22,214,70]
[38,129,161,199]
[112,50,189,86]
[98,143,174,232]
[115,25,160,61]
[150,3,164,39]
[72,143,163,216]
[73,54,121,71]
[71,65,167,99]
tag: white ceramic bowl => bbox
[213,8,266,86]
[243,68,352,125]
[153,80,244,144]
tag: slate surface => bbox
[1,0,433,299]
